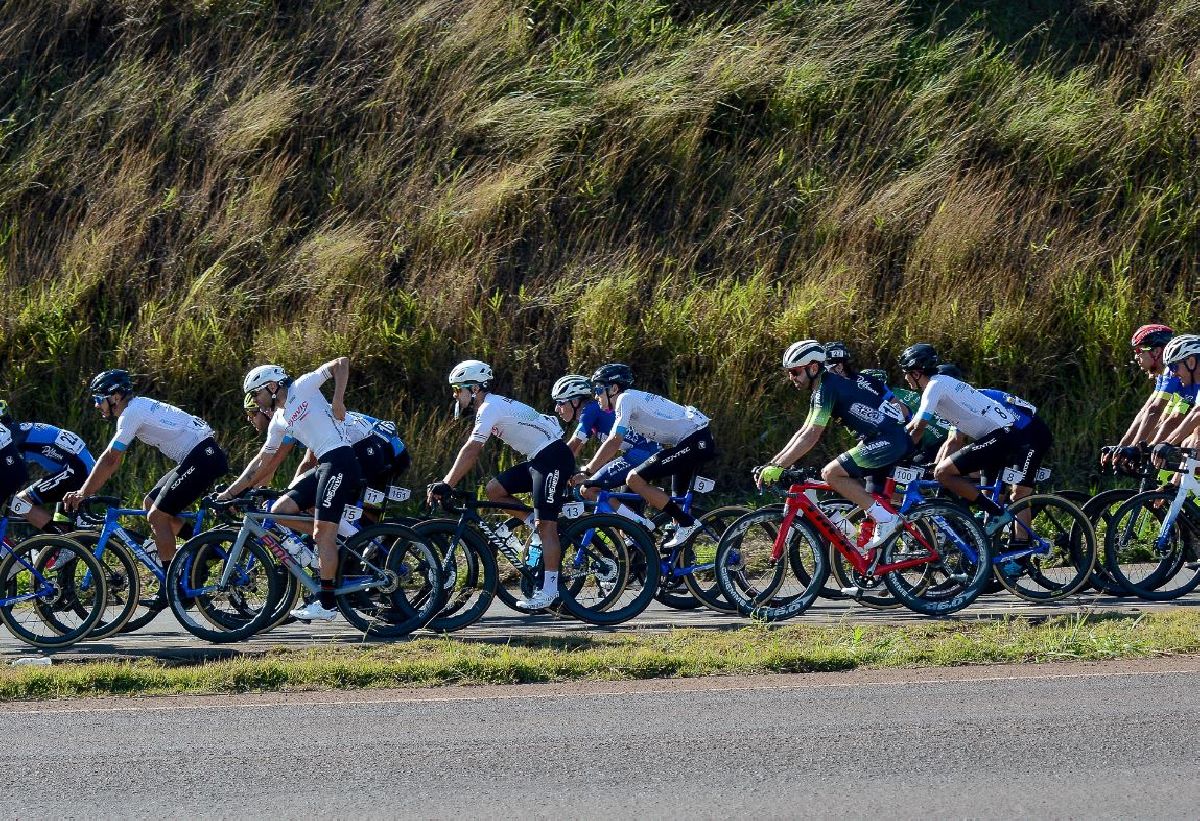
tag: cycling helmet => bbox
[897,343,940,374]
[1131,324,1173,349]
[448,359,493,387]
[823,341,851,365]
[782,340,825,369]
[1163,334,1200,366]
[935,362,963,379]
[590,363,634,388]
[243,365,289,395]
[860,369,888,384]
[89,369,133,397]
[551,374,593,402]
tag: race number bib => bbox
[54,429,86,454]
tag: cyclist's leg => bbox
[274,469,318,534]
[147,439,228,563]
[824,430,910,512]
[626,427,715,527]
[310,446,362,608]
[936,429,1016,517]
[352,436,393,524]
[15,462,83,531]
[530,440,574,576]
[487,461,537,525]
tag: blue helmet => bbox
[88,369,133,397]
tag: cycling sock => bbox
[542,570,559,594]
[319,580,336,609]
[867,501,895,523]
[662,501,695,527]
[972,495,1004,517]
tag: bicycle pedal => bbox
[839,586,862,597]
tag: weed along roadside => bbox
[2,613,1197,702]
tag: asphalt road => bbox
[3,588,1198,661]
[2,657,1198,819]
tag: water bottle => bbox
[828,511,855,540]
[278,529,315,568]
[526,535,543,569]
[496,524,524,555]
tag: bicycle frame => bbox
[1150,452,1200,551]
[93,506,207,582]
[0,515,58,605]
[588,487,708,577]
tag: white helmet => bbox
[551,374,593,402]
[448,359,493,386]
[243,365,289,395]
[782,340,825,369]
[1163,334,1200,366]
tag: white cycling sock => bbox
[868,502,895,523]
[542,571,559,594]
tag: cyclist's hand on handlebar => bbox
[754,464,784,489]
[427,481,453,506]
[568,471,589,487]
[62,490,83,512]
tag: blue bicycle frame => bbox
[572,487,710,578]
[893,477,1042,566]
[0,515,60,606]
[89,505,208,588]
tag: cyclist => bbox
[0,402,95,532]
[1107,324,1175,468]
[756,341,908,551]
[1150,334,1200,470]
[899,344,1052,532]
[860,369,950,466]
[577,363,715,549]
[553,374,660,519]
[63,369,228,581]
[0,416,28,511]
[217,359,360,622]
[428,359,574,611]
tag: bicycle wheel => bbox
[819,504,901,609]
[337,523,442,638]
[1104,491,1200,600]
[681,505,755,614]
[168,532,281,643]
[715,507,828,621]
[992,494,1097,601]
[555,513,659,625]
[882,500,991,616]
[65,532,141,640]
[651,508,706,610]
[0,535,109,648]
[415,520,498,633]
[1081,488,1136,595]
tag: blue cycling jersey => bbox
[573,400,659,460]
[12,423,96,472]
[978,389,1035,430]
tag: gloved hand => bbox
[755,464,784,488]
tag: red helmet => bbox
[1131,324,1173,348]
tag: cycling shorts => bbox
[286,445,363,522]
[0,444,29,505]
[588,448,656,491]
[631,426,716,496]
[836,428,912,479]
[25,463,88,506]
[149,437,229,516]
[352,434,398,493]
[949,416,1052,488]
[494,439,575,520]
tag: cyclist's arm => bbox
[318,356,350,421]
[937,430,968,463]
[1123,393,1168,448]
[222,443,289,499]
[567,436,585,457]
[1148,398,1191,446]
[1163,404,1200,446]
[770,424,823,468]
[63,448,123,508]
[441,440,484,487]
[290,446,318,485]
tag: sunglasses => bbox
[1167,360,1182,372]
[91,394,108,406]
[787,367,807,378]
[592,385,606,395]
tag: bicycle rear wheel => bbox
[168,533,281,643]
[992,494,1097,601]
[1104,491,1200,600]
[0,535,109,648]
[337,523,442,638]
[556,513,658,625]
[65,532,141,640]
[1081,488,1136,595]
[715,507,827,621]
[882,500,991,616]
[680,505,753,614]
[415,520,497,634]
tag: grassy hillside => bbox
[0,0,1197,494]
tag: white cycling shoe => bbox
[863,516,901,552]
[662,522,701,550]
[515,589,558,610]
[290,601,339,622]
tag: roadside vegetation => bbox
[3,611,1198,700]
[0,0,1197,492]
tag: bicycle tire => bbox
[881,499,992,616]
[337,523,443,638]
[416,520,498,634]
[555,512,659,626]
[168,532,281,643]
[681,505,754,614]
[992,493,1097,601]
[68,532,141,640]
[820,504,901,609]
[0,535,109,648]
[1081,488,1136,595]
[651,507,707,610]
[1104,490,1200,600]
[714,507,828,621]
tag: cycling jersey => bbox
[263,367,347,459]
[110,397,216,464]
[11,423,95,472]
[611,390,709,447]
[0,422,11,451]
[891,386,949,449]
[914,375,1017,440]
[470,394,563,459]
[340,412,406,456]
[804,372,906,439]
[978,389,1036,430]
[572,400,660,459]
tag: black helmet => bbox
[897,344,940,374]
[590,363,634,389]
[89,369,133,397]
[935,362,963,379]
[823,341,851,365]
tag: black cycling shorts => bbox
[631,426,716,496]
[149,438,229,516]
[0,444,29,506]
[836,427,913,480]
[25,462,88,506]
[949,417,1053,488]
[494,439,575,520]
[286,445,362,523]
[352,435,396,492]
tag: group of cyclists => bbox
[0,321,1197,630]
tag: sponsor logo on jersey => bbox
[40,445,65,463]
[288,401,310,426]
[856,375,882,396]
[848,402,885,426]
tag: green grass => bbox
[4,611,1199,701]
[0,0,1197,496]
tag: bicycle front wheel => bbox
[555,513,659,625]
[414,520,497,634]
[0,535,109,648]
[168,533,281,643]
[992,494,1097,601]
[1104,490,1200,600]
[882,500,991,616]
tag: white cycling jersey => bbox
[109,397,215,464]
[469,394,562,459]
[0,421,11,451]
[340,412,384,446]
[915,375,1018,440]
[611,389,709,447]
[263,367,347,459]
